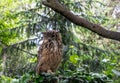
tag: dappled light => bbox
[0,0,120,83]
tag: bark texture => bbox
[42,0,120,41]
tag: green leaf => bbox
[69,54,79,64]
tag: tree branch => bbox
[42,0,120,41]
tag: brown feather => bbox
[36,30,62,74]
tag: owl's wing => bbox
[36,56,46,73]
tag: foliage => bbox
[0,0,120,83]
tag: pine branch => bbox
[8,37,38,47]
[0,37,40,57]
[14,46,37,56]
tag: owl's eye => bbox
[52,34,55,37]
[48,39,51,42]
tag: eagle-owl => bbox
[36,30,62,74]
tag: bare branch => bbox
[42,0,120,41]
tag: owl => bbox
[36,30,62,74]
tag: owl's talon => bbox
[47,70,54,74]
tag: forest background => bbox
[0,0,120,83]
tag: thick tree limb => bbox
[42,0,120,41]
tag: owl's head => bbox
[42,30,62,41]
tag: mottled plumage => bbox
[36,30,62,74]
